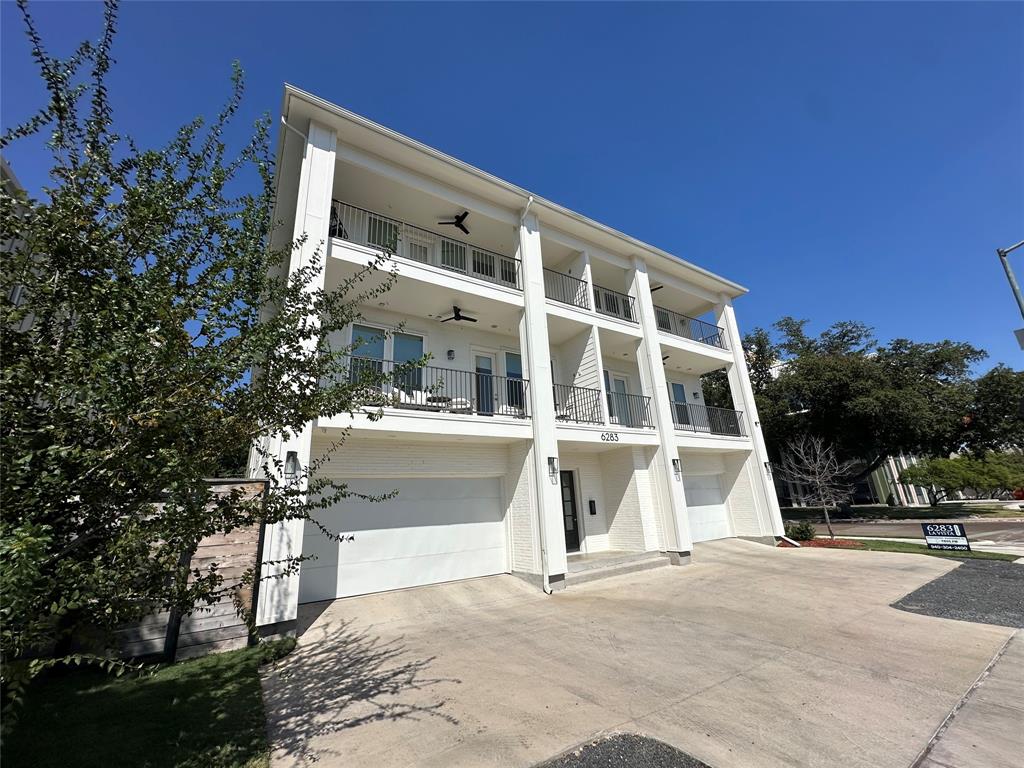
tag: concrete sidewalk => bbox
[917,630,1023,768]
[261,540,1015,768]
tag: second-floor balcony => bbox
[593,284,638,323]
[553,383,604,424]
[608,391,654,428]
[671,402,745,437]
[655,306,728,350]
[348,356,530,419]
[331,200,522,291]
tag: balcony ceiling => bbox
[325,258,523,337]
[661,345,728,377]
[334,160,517,258]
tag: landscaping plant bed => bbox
[800,538,866,549]
[779,537,865,549]
[780,537,1019,561]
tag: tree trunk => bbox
[824,505,835,539]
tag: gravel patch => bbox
[893,559,1024,628]
[535,734,711,768]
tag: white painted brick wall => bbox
[632,447,662,551]
[506,441,540,573]
[601,448,647,551]
[722,452,762,537]
[312,436,508,478]
[560,451,610,552]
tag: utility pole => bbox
[996,240,1024,350]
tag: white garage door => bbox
[683,474,732,542]
[298,477,507,602]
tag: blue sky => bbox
[3,1,1022,369]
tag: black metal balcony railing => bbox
[607,391,654,428]
[593,284,638,323]
[552,383,604,424]
[671,402,745,437]
[543,269,590,310]
[331,200,522,291]
[347,356,530,418]
[654,306,728,350]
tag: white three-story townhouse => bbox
[254,86,784,633]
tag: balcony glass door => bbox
[351,325,385,386]
[604,370,630,426]
[505,352,524,412]
[475,352,496,415]
[393,332,424,394]
[669,382,689,426]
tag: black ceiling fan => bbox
[439,305,477,323]
[662,355,671,362]
[438,210,470,235]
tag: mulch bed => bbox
[779,538,865,549]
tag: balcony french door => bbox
[475,352,496,416]
[669,382,690,426]
[605,371,630,425]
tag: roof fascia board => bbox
[541,225,632,270]
[283,84,747,298]
[334,141,519,227]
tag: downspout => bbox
[280,115,308,143]
[519,195,551,593]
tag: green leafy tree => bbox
[964,365,1024,455]
[700,327,781,410]
[758,317,985,478]
[1,0,403,707]
[900,453,1024,505]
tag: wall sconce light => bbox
[446,349,455,361]
[284,450,300,480]
[692,392,700,400]
[548,456,559,480]
[672,458,682,478]
[764,461,772,474]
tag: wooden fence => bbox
[114,479,268,661]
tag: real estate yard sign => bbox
[921,523,971,552]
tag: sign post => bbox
[921,523,971,552]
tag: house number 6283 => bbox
[600,432,619,442]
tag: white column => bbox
[256,120,338,628]
[518,212,568,586]
[630,257,693,558]
[715,296,785,537]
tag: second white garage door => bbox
[683,474,732,542]
[298,477,507,602]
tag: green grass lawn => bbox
[812,538,1019,561]
[782,502,1022,522]
[3,639,294,768]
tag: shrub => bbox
[785,520,817,541]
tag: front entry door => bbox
[559,471,581,552]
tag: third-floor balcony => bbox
[544,269,591,310]
[654,306,728,350]
[593,284,638,323]
[331,200,522,291]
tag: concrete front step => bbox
[565,552,671,586]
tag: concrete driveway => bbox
[261,540,1014,768]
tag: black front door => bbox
[559,471,581,552]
